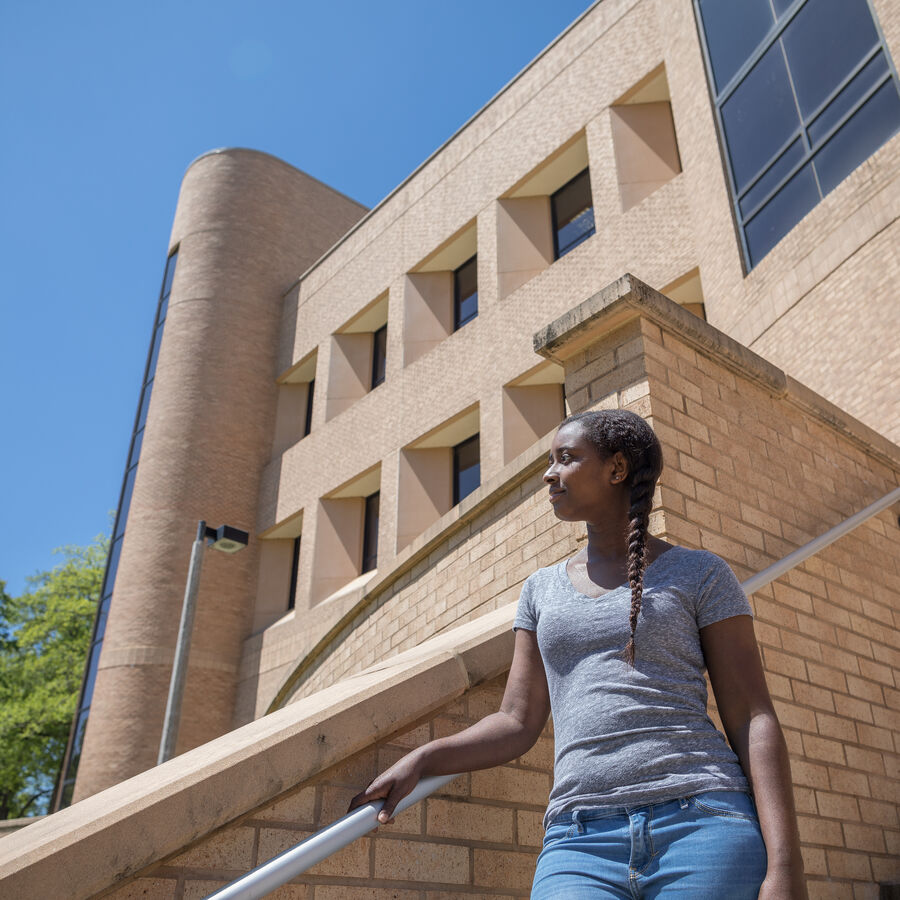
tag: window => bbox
[695,0,900,266]
[361,491,380,573]
[371,326,387,389]
[453,433,481,505]
[453,255,478,330]
[551,169,595,259]
[287,536,301,610]
[303,379,315,438]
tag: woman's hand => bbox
[758,863,809,899]
[348,749,426,824]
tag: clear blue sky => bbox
[0,0,594,595]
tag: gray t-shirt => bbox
[514,546,752,826]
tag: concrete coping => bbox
[0,603,518,900]
[534,273,900,471]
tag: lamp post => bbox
[157,520,249,765]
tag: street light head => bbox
[208,524,250,554]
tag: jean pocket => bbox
[689,790,758,821]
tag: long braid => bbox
[562,409,663,666]
[624,463,655,665]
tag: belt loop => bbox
[679,797,689,809]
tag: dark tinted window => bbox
[361,492,380,573]
[453,434,481,506]
[371,324,387,389]
[551,169,595,259]
[454,255,478,330]
[303,379,314,438]
[781,0,878,118]
[698,0,774,90]
[288,536,301,610]
[695,0,900,267]
[721,42,799,191]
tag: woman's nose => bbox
[543,465,558,483]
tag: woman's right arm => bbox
[349,628,550,823]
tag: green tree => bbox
[0,537,107,818]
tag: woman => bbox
[350,410,807,898]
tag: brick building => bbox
[3,1,899,898]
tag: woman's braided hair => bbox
[562,410,664,665]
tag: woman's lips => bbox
[548,489,565,503]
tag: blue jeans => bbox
[532,791,767,898]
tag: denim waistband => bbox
[547,790,753,828]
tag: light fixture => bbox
[205,524,249,554]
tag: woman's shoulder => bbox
[651,545,738,580]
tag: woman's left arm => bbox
[701,615,809,900]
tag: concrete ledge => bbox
[0,604,517,900]
[535,273,900,471]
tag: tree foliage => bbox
[0,537,106,819]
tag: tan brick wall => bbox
[97,678,554,900]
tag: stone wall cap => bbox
[534,273,900,471]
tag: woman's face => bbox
[543,422,628,523]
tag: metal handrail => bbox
[206,485,900,900]
[205,774,459,900]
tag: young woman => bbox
[350,410,807,898]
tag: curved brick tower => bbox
[73,149,365,800]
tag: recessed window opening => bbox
[404,221,477,365]
[502,362,566,464]
[453,255,478,330]
[610,65,682,213]
[273,350,317,454]
[371,326,387,389]
[361,491,380,573]
[497,132,593,299]
[551,169,596,259]
[694,0,900,267]
[453,433,481,506]
[326,293,389,420]
[396,405,479,551]
[310,464,381,604]
[661,268,707,320]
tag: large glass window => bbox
[54,248,178,810]
[551,168,596,259]
[452,434,481,506]
[453,255,478,330]
[695,0,900,267]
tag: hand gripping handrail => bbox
[205,485,900,899]
[205,773,460,900]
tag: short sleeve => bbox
[513,575,537,632]
[695,552,752,629]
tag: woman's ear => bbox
[609,451,629,484]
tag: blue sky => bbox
[0,0,594,595]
